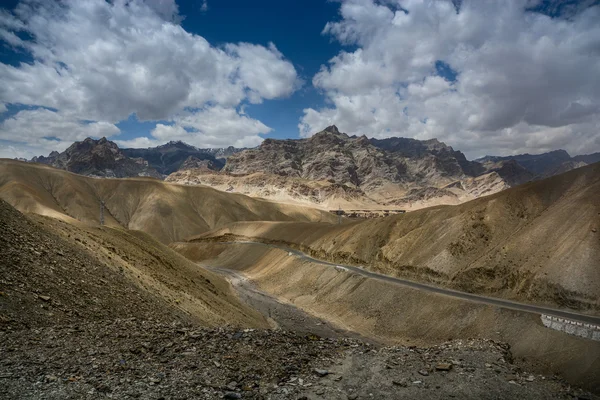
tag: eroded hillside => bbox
[0,159,335,243]
[186,162,600,312]
[0,199,266,329]
[167,125,515,209]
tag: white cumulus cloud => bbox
[301,0,600,158]
[0,0,299,157]
[0,108,121,159]
[116,106,269,149]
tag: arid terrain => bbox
[1,158,599,398]
[3,0,600,398]
[166,126,599,210]
[0,159,335,243]
[184,162,600,313]
[166,126,516,209]
[27,128,600,210]
[1,198,597,399]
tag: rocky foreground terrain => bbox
[2,320,591,400]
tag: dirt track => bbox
[208,266,378,343]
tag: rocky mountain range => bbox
[122,141,243,175]
[31,137,162,179]
[30,139,244,178]
[26,126,599,209]
[223,125,482,184]
[476,149,600,178]
[168,126,533,208]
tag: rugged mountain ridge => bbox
[475,149,599,178]
[476,159,535,187]
[122,141,244,175]
[31,137,162,179]
[169,126,513,208]
[224,125,482,186]
[25,127,598,209]
[31,139,244,178]
[368,136,485,177]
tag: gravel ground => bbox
[207,266,375,343]
[1,319,595,400]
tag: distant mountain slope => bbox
[573,152,600,165]
[30,139,244,178]
[369,136,485,177]
[197,162,600,312]
[0,159,336,243]
[476,159,535,186]
[24,129,596,209]
[170,125,508,208]
[166,169,372,209]
[31,137,161,178]
[476,150,573,177]
[225,125,480,185]
[122,141,244,175]
[476,150,600,180]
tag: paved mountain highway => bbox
[214,240,600,326]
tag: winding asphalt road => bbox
[214,240,600,326]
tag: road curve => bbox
[214,240,600,326]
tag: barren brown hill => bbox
[172,241,600,392]
[0,159,336,243]
[0,199,266,329]
[189,162,600,313]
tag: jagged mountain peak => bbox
[311,125,349,139]
[325,124,339,133]
[354,134,371,146]
[155,140,198,151]
[221,126,485,200]
[30,137,160,179]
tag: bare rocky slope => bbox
[1,200,596,398]
[0,198,268,329]
[31,137,162,179]
[168,126,515,209]
[167,128,598,209]
[0,159,336,243]
[122,141,244,175]
[32,138,244,178]
[186,162,600,313]
[173,241,600,393]
[477,149,600,179]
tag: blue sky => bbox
[0,0,344,146]
[0,0,599,159]
[120,0,346,142]
[177,0,343,140]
